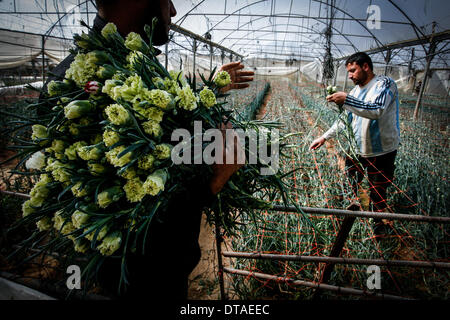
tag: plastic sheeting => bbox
[0,29,71,70]
[0,0,448,95]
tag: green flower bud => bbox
[31,124,48,140]
[64,100,95,119]
[101,23,118,39]
[143,169,168,196]
[125,32,150,53]
[71,209,90,229]
[96,64,118,79]
[77,143,106,161]
[97,186,124,208]
[97,232,122,256]
[47,80,73,96]
[87,50,111,65]
[88,162,106,176]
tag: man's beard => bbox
[152,20,170,46]
[352,72,368,86]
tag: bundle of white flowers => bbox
[4,19,296,292]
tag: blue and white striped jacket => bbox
[322,75,400,157]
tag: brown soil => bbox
[255,85,272,120]
[187,213,237,300]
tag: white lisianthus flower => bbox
[25,151,46,170]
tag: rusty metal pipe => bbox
[269,205,450,223]
[223,267,412,300]
[222,251,450,269]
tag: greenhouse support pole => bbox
[333,61,339,86]
[41,35,46,83]
[412,72,417,95]
[312,203,359,300]
[164,42,168,70]
[414,21,437,120]
[413,40,436,120]
[384,49,391,76]
[445,73,450,108]
[408,48,415,86]
[210,44,213,72]
[193,39,197,79]
[215,213,226,300]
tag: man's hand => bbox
[217,61,254,93]
[209,121,246,195]
[309,137,326,151]
[326,91,347,105]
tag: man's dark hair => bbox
[345,52,373,71]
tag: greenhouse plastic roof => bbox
[0,0,449,69]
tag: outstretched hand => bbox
[309,137,326,151]
[217,61,254,93]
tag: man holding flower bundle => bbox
[42,0,254,300]
[309,52,400,238]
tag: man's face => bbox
[346,62,369,86]
[151,0,177,45]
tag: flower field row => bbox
[226,77,449,300]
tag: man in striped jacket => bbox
[310,52,400,237]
